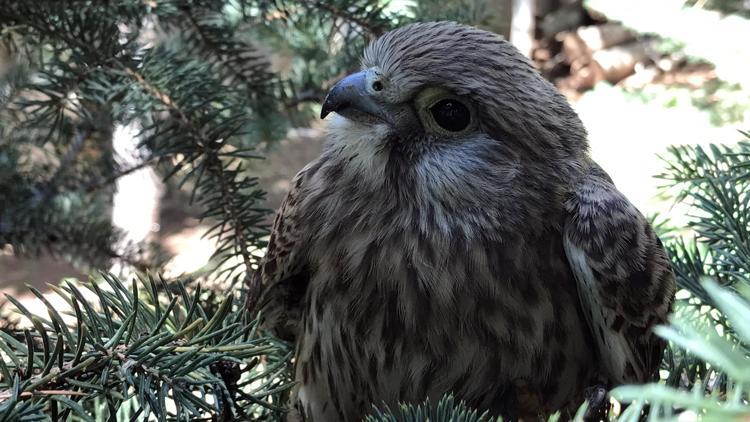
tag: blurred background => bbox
[1,0,747,305]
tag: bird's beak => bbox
[320,71,386,122]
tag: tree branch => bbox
[303,0,387,36]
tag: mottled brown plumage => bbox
[251,21,675,421]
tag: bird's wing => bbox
[251,167,312,342]
[563,163,675,384]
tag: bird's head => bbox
[321,21,587,171]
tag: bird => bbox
[250,21,676,422]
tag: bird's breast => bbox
[293,224,596,421]
[289,150,591,420]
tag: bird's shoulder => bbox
[249,160,323,338]
[564,162,675,326]
[563,161,675,382]
[262,170,308,273]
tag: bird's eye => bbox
[372,81,383,91]
[429,99,471,132]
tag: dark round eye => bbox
[429,99,470,132]
[372,81,383,91]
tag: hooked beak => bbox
[320,71,386,122]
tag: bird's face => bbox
[321,21,587,166]
[321,68,478,142]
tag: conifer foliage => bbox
[0,0,399,276]
[0,273,292,421]
[610,136,750,420]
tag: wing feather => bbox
[249,166,312,342]
[563,163,675,384]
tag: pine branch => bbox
[612,281,750,420]
[82,156,160,195]
[284,89,325,109]
[0,273,291,421]
[207,156,257,292]
[366,395,504,422]
[178,4,274,91]
[121,52,268,286]
[5,0,275,274]
[658,137,750,291]
[302,0,390,36]
[618,133,750,417]
[0,389,88,400]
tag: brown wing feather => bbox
[563,163,676,384]
[249,167,311,342]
